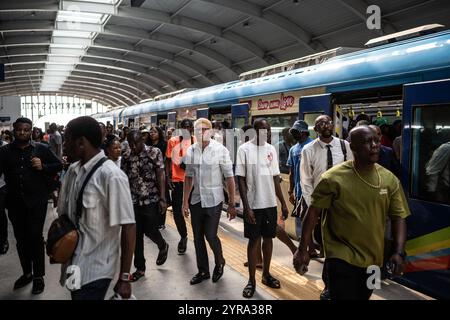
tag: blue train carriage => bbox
[114,24,450,299]
[294,26,450,300]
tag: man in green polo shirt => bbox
[293,125,410,300]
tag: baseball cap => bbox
[290,120,309,133]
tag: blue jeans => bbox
[71,278,112,300]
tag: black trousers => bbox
[7,200,48,277]
[71,278,112,300]
[326,258,374,300]
[190,202,224,274]
[0,187,7,244]
[171,182,187,238]
[134,203,166,272]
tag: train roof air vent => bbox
[238,47,360,81]
[365,24,445,48]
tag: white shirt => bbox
[185,139,234,208]
[58,151,135,287]
[235,141,280,210]
[300,136,353,206]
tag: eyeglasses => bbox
[316,120,333,127]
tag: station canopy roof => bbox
[1,0,449,108]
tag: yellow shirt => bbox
[311,161,410,268]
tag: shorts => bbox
[244,207,277,239]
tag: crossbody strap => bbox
[75,157,108,224]
[339,139,347,161]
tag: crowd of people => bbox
[0,113,411,300]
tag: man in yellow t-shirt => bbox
[294,126,410,300]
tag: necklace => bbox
[352,161,381,189]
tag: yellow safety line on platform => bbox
[166,209,322,300]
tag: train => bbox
[93,25,450,300]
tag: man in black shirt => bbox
[0,117,62,294]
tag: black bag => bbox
[46,157,108,264]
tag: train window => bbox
[410,104,450,205]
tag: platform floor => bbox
[0,204,432,300]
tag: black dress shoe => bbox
[156,242,169,266]
[0,240,8,255]
[178,237,187,255]
[32,277,45,295]
[13,274,33,290]
[190,272,210,285]
[320,287,331,300]
[212,260,225,283]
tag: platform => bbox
[0,204,432,300]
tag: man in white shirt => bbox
[182,118,236,285]
[236,118,289,298]
[58,116,136,300]
[299,114,353,300]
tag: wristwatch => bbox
[119,272,131,282]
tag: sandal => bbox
[130,270,145,282]
[242,282,256,298]
[262,274,281,289]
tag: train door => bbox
[231,103,249,129]
[167,112,177,129]
[157,114,168,130]
[150,115,157,125]
[299,94,332,138]
[400,79,450,299]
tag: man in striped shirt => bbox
[58,117,136,300]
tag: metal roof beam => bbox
[196,0,326,53]
[0,86,120,108]
[0,20,237,81]
[1,80,132,106]
[6,64,161,96]
[2,56,175,92]
[1,36,219,85]
[5,68,152,99]
[6,72,144,101]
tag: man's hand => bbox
[281,205,289,221]
[159,199,167,214]
[293,247,310,272]
[289,193,295,205]
[113,280,131,299]
[388,253,405,277]
[167,180,175,191]
[227,204,237,221]
[31,157,43,170]
[182,203,190,218]
[243,207,256,224]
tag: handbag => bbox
[46,157,108,264]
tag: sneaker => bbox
[177,237,187,255]
[0,240,8,255]
[32,277,45,295]
[156,242,169,266]
[13,274,33,290]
